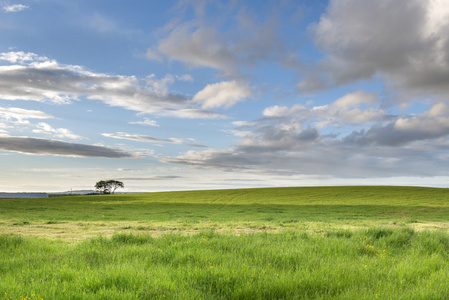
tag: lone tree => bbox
[95,180,124,194]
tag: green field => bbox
[1,186,449,299]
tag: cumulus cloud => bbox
[0,51,224,118]
[344,103,449,146]
[300,0,449,99]
[218,90,387,153]
[262,90,386,129]
[193,80,252,109]
[0,136,132,158]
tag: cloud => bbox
[344,102,449,146]
[262,90,386,129]
[2,4,29,13]
[0,106,53,121]
[87,12,120,34]
[146,3,288,77]
[238,125,320,153]
[219,90,387,153]
[176,74,194,82]
[0,106,55,132]
[116,175,182,181]
[32,122,86,140]
[102,132,197,144]
[153,25,238,74]
[80,11,141,37]
[163,96,449,178]
[160,109,227,119]
[301,0,449,99]
[129,118,159,127]
[0,52,42,64]
[193,80,252,109]
[163,135,449,178]
[0,136,133,158]
[0,51,225,118]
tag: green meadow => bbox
[1,186,449,299]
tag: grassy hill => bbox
[2,186,449,299]
[1,186,449,241]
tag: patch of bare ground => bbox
[407,222,449,232]
[2,220,449,243]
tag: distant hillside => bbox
[0,192,48,199]
[48,190,97,196]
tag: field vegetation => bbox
[1,186,449,299]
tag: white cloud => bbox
[160,109,227,119]
[32,122,86,140]
[0,106,54,133]
[129,118,159,127]
[2,4,29,13]
[0,106,53,121]
[0,51,43,63]
[193,80,252,109]
[262,90,386,128]
[0,51,225,118]
[145,74,175,94]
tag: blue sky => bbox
[1,0,449,192]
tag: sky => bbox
[1,0,449,192]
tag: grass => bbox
[1,186,449,299]
[2,186,449,241]
[1,229,449,299]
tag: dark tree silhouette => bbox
[95,180,124,194]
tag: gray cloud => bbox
[163,137,449,178]
[238,126,320,153]
[146,3,289,78]
[116,175,182,181]
[163,100,449,178]
[302,0,449,99]
[0,136,132,158]
[344,103,449,146]
[102,132,197,144]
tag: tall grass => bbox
[1,228,449,299]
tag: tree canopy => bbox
[95,180,124,194]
